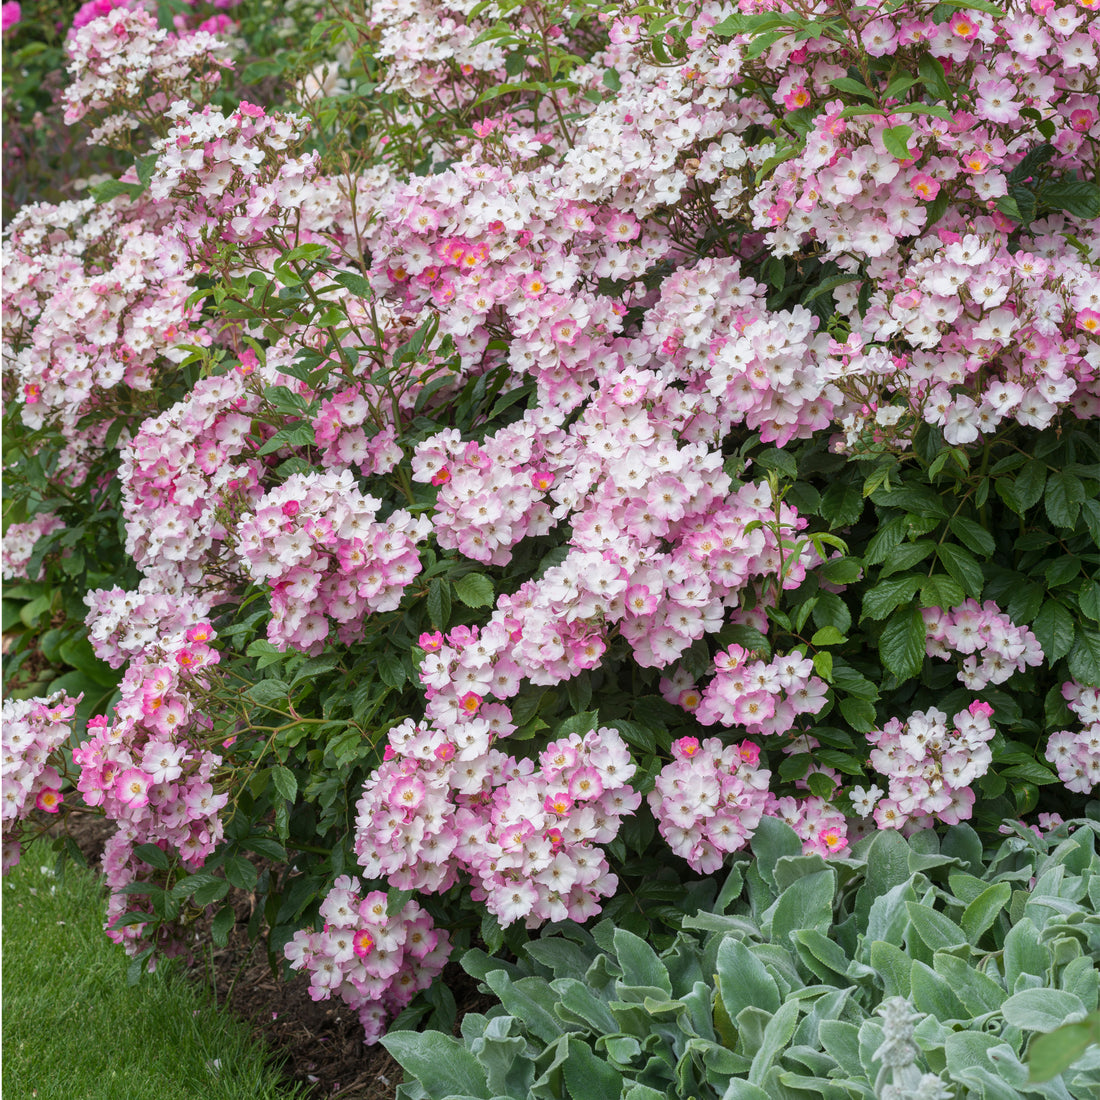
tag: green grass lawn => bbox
[2,843,304,1100]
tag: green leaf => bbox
[563,1036,624,1100]
[879,607,926,680]
[821,479,863,529]
[878,540,935,578]
[224,853,257,890]
[828,76,875,99]
[613,927,672,993]
[882,124,914,159]
[960,882,1011,944]
[1014,458,1048,511]
[1041,179,1100,220]
[1068,628,1100,686]
[906,902,967,952]
[377,650,407,690]
[1078,581,1100,623]
[936,543,984,599]
[921,575,965,609]
[1002,988,1088,1033]
[749,999,801,1086]
[1045,472,1085,528]
[803,273,862,305]
[862,575,922,620]
[769,869,836,943]
[453,573,495,609]
[811,626,845,646]
[948,516,995,557]
[918,53,951,99]
[247,680,289,706]
[427,578,451,631]
[333,271,372,297]
[715,937,781,1019]
[1032,601,1075,663]
[132,843,170,871]
[271,765,297,803]
[192,877,230,906]
[839,696,877,732]
[381,1031,491,1100]
[1028,1012,1100,1082]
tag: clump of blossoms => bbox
[1,693,81,870]
[647,735,770,873]
[1,513,65,580]
[1046,683,1100,794]
[233,469,431,654]
[862,702,997,832]
[69,620,228,953]
[353,722,638,928]
[84,568,219,667]
[689,646,830,735]
[923,599,1044,688]
[61,1,233,144]
[285,878,449,1044]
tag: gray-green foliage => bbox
[382,819,1100,1100]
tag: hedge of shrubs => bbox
[2,0,1099,1088]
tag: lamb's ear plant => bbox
[382,818,1100,1100]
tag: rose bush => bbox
[2,0,1099,1045]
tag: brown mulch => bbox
[46,812,493,1100]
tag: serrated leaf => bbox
[821,479,864,529]
[1041,179,1100,220]
[453,572,495,608]
[1068,628,1100,686]
[936,542,984,599]
[271,765,297,803]
[377,650,407,690]
[948,516,995,557]
[1045,472,1085,528]
[917,53,951,100]
[132,843,170,870]
[862,575,922,621]
[247,679,289,706]
[1032,601,1074,662]
[880,606,926,680]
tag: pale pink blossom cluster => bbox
[688,646,830,735]
[354,722,638,928]
[923,599,1045,688]
[117,371,263,578]
[61,1,232,143]
[1,693,81,864]
[647,735,771,873]
[234,470,431,654]
[1045,682,1100,794]
[411,416,558,565]
[84,568,218,667]
[285,878,450,1044]
[72,621,228,952]
[312,385,405,480]
[1,192,213,474]
[1,513,65,580]
[862,702,997,832]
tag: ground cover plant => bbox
[2,840,304,1100]
[2,0,1100,1091]
[384,819,1100,1098]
